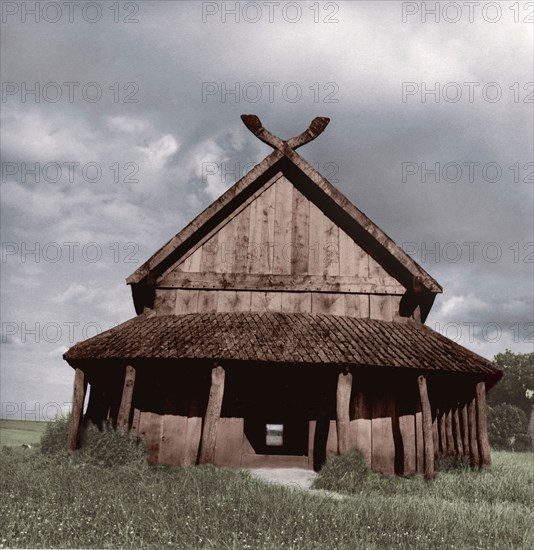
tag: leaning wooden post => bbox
[453,405,464,456]
[467,393,479,467]
[198,365,225,465]
[445,408,455,455]
[67,368,86,451]
[475,380,491,467]
[117,365,136,431]
[460,402,470,453]
[417,375,435,480]
[336,369,353,455]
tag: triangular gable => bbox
[127,117,442,312]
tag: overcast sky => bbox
[1,1,533,420]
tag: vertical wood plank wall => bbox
[152,174,407,320]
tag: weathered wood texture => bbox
[198,366,225,464]
[155,174,405,317]
[415,403,424,473]
[453,406,464,456]
[67,368,86,451]
[349,390,372,468]
[468,395,479,467]
[475,381,491,467]
[154,287,402,320]
[214,418,244,466]
[398,413,417,475]
[417,375,435,480]
[117,365,136,430]
[336,371,353,454]
[371,397,396,475]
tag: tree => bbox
[488,350,533,451]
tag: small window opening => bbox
[265,423,284,447]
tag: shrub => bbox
[312,449,369,493]
[78,421,146,467]
[40,415,70,456]
[488,403,530,451]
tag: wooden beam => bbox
[67,368,86,452]
[468,395,479,467]
[198,365,225,464]
[158,271,405,295]
[117,365,136,431]
[445,408,455,455]
[475,381,491,467]
[460,402,469,453]
[336,370,353,454]
[453,405,464,456]
[417,375,435,480]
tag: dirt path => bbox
[248,468,318,490]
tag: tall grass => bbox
[0,424,532,549]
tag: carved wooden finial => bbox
[240,114,330,154]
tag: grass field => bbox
[0,419,48,447]
[1,440,532,550]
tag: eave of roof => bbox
[64,312,500,385]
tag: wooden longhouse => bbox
[64,115,502,478]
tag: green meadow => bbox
[0,419,48,447]
[0,420,532,550]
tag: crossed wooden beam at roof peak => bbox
[241,114,330,155]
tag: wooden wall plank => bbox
[197,290,218,313]
[250,291,282,312]
[290,187,310,275]
[184,416,202,465]
[307,201,324,276]
[234,202,252,273]
[140,412,163,464]
[216,291,251,312]
[154,290,177,315]
[175,289,199,314]
[214,418,244,466]
[200,233,219,273]
[370,295,401,322]
[176,247,202,273]
[398,414,417,475]
[326,420,338,458]
[272,176,294,275]
[213,216,238,274]
[344,294,370,318]
[371,397,395,475]
[311,293,345,316]
[159,414,188,465]
[349,391,372,468]
[247,184,276,274]
[281,292,312,313]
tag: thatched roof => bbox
[64,312,500,382]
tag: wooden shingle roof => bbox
[64,312,500,381]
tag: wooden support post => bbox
[461,402,469,453]
[198,365,225,465]
[445,408,455,455]
[453,406,464,456]
[417,375,435,480]
[336,369,352,455]
[117,365,136,431]
[468,395,479,467]
[476,381,491,467]
[439,408,446,455]
[432,412,439,459]
[67,368,86,452]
